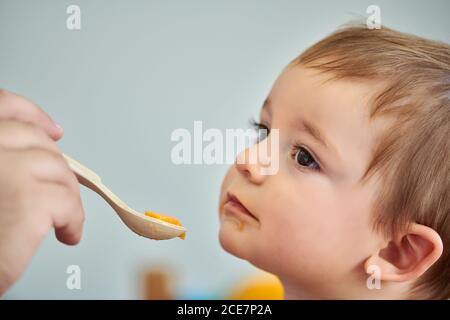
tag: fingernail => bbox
[54,122,63,132]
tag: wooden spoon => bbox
[63,154,186,240]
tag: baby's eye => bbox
[249,119,270,143]
[293,146,320,171]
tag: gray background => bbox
[0,0,448,299]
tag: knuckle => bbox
[60,161,78,190]
[21,121,47,138]
[24,149,74,185]
[36,148,61,164]
[1,120,46,140]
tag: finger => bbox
[54,218,84,245]
[37,182,85,246]
[53,193,85,246]
[0,120,60,153]
[18,148,79,193]
[0,89,63,141]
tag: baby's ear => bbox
[364,223,443,282]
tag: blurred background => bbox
[0,0,448,299]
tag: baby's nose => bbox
[234,144,267,185]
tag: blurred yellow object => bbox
[228,271,284,300]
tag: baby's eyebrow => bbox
[263,97,340,159]
[300,119,329,150]
[296,118,341,161]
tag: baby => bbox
[218,24,450,299]
[0,23,447,300]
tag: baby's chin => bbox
[218,213,258,261]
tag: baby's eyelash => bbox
[249,118,269,132]
[249,118,270,143]
[291,144,321,172]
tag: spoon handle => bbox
[63,154,129,210]
[63,154,102,184]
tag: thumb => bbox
[0,89,64,141]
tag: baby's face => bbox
[218,66,390,296]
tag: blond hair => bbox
[292,23,450,299]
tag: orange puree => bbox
[144,211,185,240]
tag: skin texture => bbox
[0,89,84,295]
[218,66,443,299]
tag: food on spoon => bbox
[144,211,186,240]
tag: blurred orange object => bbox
[228,271,284,300]
[142,268,175,300]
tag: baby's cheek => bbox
[258,207,340,277]
[251,214,303,272]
